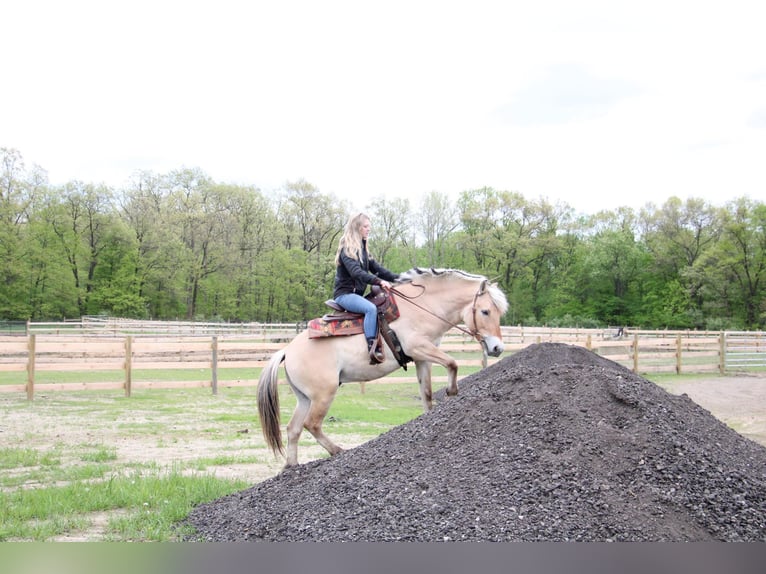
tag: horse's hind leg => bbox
[285,385,343,465]
[303,394,344,458]
[285,387,311,467]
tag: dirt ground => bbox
[657,374,766,448]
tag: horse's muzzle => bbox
[482,336,505,357]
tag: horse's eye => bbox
[481,309,490,316]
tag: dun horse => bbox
[257,267,509,467]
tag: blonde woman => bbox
[333,213,400,364]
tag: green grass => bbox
[0,447,46,470]
[0,381,429,541]
[0,469,248,541]
[0,444,129,490]
[0,367,259,386]
[0,358,490,387]
[327,382,423,428]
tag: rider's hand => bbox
[380,280,392,291]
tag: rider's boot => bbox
[367,337,384,365]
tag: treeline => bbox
[2,147,765,329]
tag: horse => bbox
[257,267,509,467]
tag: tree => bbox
[5,148,766,329]
[457,188,574,323]
[0,148,47,316]
[542,219,591,324]
[641,197,721,321]
[275,180,348,315]
[167,168,238,320]
[580,208,651,325]
[366,195,412,265]
[457,187,501,269]
[525,199,574,322]
[418,190,458,267]
[117,170,173,317]
[44,182,117,316]
[278,179,347,254]
[227,185,279,320]
[701,198,766,328]
[25,198,81,319]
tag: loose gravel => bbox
[184,343,766,541]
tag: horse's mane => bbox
[397,267,509,315]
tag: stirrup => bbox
[368,339,384,364]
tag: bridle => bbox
[389,280,491,349]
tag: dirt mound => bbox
[184,343,766,541]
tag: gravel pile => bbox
[184,343,766,541]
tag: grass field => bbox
[0,380,425,541]
[1,366,764,542]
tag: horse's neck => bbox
[426,288,466,319]
[402,280,473,327]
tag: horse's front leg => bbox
[409,343,459,410]
[443,357,459,397]
[415,360,433,410]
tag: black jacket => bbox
[333,240,398,298]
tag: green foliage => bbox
[2,147,765,329]
[544,314,604,329]
[636,279,695,329]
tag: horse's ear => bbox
[479,279,487,294]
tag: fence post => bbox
[211,336,219,395]
[675,334,682,374]
[586,334,592,350]
[719,332,726,375]
[27,334,36,401]
[124,336,133,397]
[632,333,639,373]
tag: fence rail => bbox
[1,322,765,400]
[19,316,302,337]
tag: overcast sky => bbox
[3,0,765,215]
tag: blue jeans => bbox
[334,293,378,340]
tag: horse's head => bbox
[463,278,507,357]
[396,267,508,356]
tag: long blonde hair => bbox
[334,213,370,265]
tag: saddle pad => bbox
[308,316,365,338]
[308,293,401,339]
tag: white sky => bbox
[3,0,765,215]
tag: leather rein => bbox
[389,283,488,346]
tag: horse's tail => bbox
[257,348,287,457]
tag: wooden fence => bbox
[1,322,765,400]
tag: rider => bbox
[333,212,399,364]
